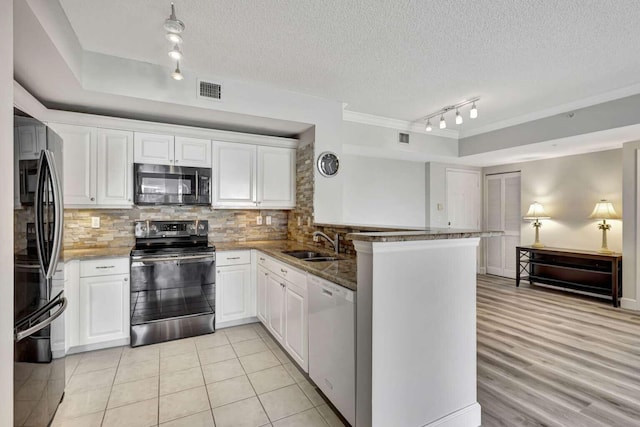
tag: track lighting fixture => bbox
[470,102,478,119]
[168,44,183,60]
[164,3,187,80]
[423,98,480,132]
[455,109,463,125]
[171,61,184,80]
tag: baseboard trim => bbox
[423,402,481,427]
[217,317,259,329]
[621,297,639,311]
[478,267,487,275]
[67,337,130,355]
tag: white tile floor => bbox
[52,323,346,427]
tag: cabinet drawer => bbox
[217,250,251,266]
[268,260,306,288]
[80,258,129,277]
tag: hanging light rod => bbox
[423,97,480,131]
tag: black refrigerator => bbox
[13,109,67,426]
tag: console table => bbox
[516,246,622,307]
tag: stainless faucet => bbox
[313,231,340,255]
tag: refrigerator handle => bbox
[45,150,63,279]
[35,150,63,280]
[14,294,67,342]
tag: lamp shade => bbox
[524,202,550,220]
[589,200,619,220]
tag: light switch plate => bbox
[266,216,272,225]
[256,216,263,225]
[91,217,100,228]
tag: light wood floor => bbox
[477,274,640,427]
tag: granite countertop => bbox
[62,246,133,261]
[347,228,504,243]
[214,240,357,291]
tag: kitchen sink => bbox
[281,250,337,262]
[304,257,337,262]
[282,250,332,259]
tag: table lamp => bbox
[524,202,550,248]
[589,200,619,253]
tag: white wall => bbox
[483,149,623,252]
[622,140,640,310]
[0,0,14,423]
[341,155,425,228]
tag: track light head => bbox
[455,109,463,125]
[171,61,184,80]
[168,44,183,60]
[439,115,446,129]
[425,120,432,132]
[470,102,478,119]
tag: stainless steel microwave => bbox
[134,163,211,205]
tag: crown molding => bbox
[342,110,459,139]
[459,82,640,138]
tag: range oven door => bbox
[130,253,216,338]
[134,163,211,205]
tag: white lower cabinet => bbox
[257,252,308,372]
[65,257,130,352]
[215,251,256,327]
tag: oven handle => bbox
[132,254,215,263]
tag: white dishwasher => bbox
[308,275,356,426]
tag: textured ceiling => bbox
[58,0,640,130]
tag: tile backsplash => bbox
[64,207,289,249]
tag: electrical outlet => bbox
[266,216,272,225]
[91,217,100,228]
[307,217,311,227]
[313,235,319,242]
[256,216,263,225]
[297,216,301,226]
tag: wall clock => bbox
[317,151,340,177]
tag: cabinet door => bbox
[97,129,133,206]
[284,281,308,371]
[175,136,211,167]
[267,274,285,342]
[257,146,295,208]
[257,266,269,324]
[212,141,256,207]
[79,274,129,345]
[54,124,98,205]
[17,125,45,160]
[216,264,252,323]
[134,132,174,165]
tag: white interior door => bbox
[485,172,521,278]
[446,169,481,229]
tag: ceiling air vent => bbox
[197,79,222,100]
[398,132,410,144]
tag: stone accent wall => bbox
[64,207,289,249]
[287,140,402,255]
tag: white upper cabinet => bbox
[134,132,174,165]
[212,142,295,209]
[16,125,46,160]
[97,129,134,206]
[54,124,134,208]
[54,124,98,205]
[257,146,296,208]
[134,133,211,167]
[212,141,257,207]
[174,136,212,167]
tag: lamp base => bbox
[531,242,545,248]
[597,248,614,254]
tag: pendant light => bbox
[171,61,184,80]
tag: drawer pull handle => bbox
[322,289,333,297]
[281,283,285,288]
[96,266,115,269]
[227,257,241,260]
[281,268,287,274]
[259,257,265,261]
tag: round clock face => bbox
[317,152,339,177]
